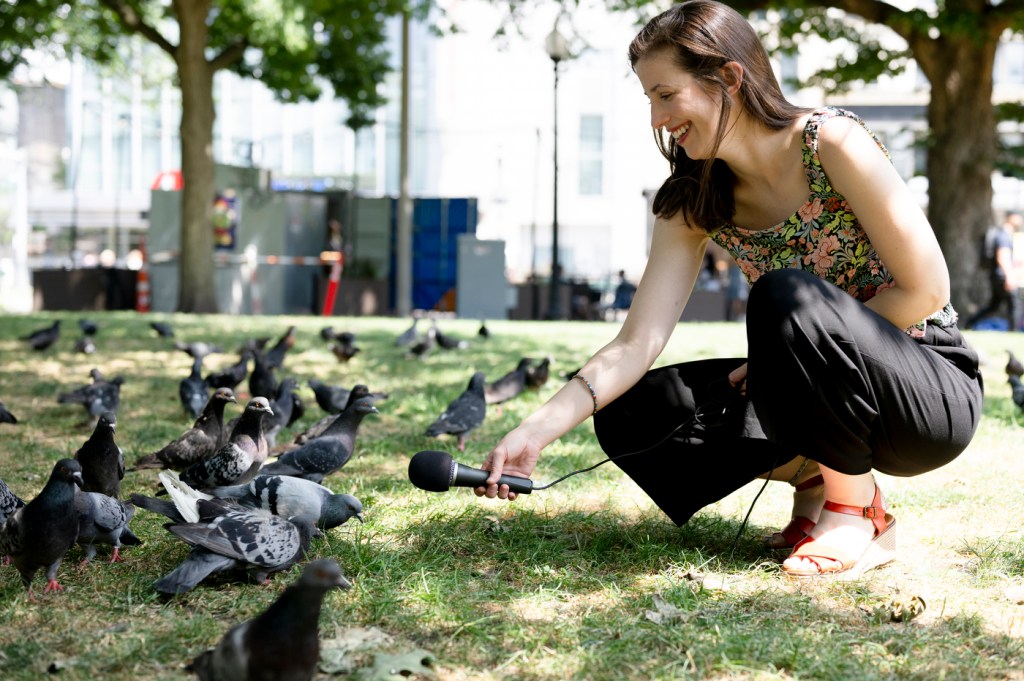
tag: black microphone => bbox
[408,450,534,494]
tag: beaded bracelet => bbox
[572,374,598,415]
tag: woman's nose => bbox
[650,105,668,130]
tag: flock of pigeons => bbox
[0,313,555,679]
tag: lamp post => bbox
[545,18,571,320]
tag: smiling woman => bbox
[474,0,984,582]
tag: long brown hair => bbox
[629,1,809,232]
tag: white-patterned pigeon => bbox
[0,476,25,563]
[178,397,273,489]
[425,371,487,452]
[74,412,124,498]
[258,397,378,483]
[153,499,314,594]
[186,558,350,681]
[58,371,124,425]
[74,491,142,563]
[0,459,83,597]
[133,388,237,471]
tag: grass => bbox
[1,311,1023,680]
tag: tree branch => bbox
[989,0,1024,22]
[97,0,177,57]
[209,40,248,72]
[832,0,912,41]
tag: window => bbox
[579,114,603,196]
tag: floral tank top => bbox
[709,106,957,337]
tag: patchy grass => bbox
[0,311,1022,680]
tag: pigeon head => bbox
[321,494,364,529]
[349,396,379,417]
[247,396,274,415]
[300,558,352,591]
[213,387,237,404]
[54,458,84,488]
[99,412,117,432]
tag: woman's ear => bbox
[721,61,744,95]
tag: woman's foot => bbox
[764,459,824,550]
[782,477,896,579]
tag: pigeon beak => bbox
[335,574,353,590]
[356,512,365,524]
[72,472,84,488]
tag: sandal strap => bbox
[794,474,824,493]
[821,484,889,535]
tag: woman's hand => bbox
[728,362,748,395]
[475,428,544,501]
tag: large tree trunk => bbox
[174,0,218,313]
[913,24,1000,317]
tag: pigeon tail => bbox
[155,550,236,595]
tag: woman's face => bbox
[635,49,724,160]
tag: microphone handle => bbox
[451,463,534,494]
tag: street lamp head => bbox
[545,24,571,63]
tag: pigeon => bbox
[178,397,274,489]
[293,384,381,445]
[259,397,379,483]
[0,459,83,597]
[0,476,25,525]
[263,378,300,448]
[407,324,437,360]
[478,320,491,339]
[58,371,124,425]
[132,388,237,471]
[263,325,297,370]
[484,358,532,405]
[78,318,99,336]
[153,500,315,594]
[0,401,17,425]
[395,317,420,347]
[425,371,487,452]
[186,558,351,681]
[73,336,97,354]
[180,355,210,420]
[174,340,224,361]
[150,321,175,338]
[22,320,61,351]
[1010,374,1024,411]
[74,412,124,499]
[237,336,272,355]
[320,326,338,342]
[205,351,251,391]
[74,492,142,563]
[248,350,279,399]
[308,379,351,415]
[434,321,469,350]
[330,337,361,364]
[1007,350,1024,378]
[525,356,552,389]
[139,473,364,532]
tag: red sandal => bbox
[783,483,896,579]
[764,474,824,550]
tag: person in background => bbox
[966,211,1021,332]
[475,0,982,580]
[611,270,638,321]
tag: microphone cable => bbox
[532,376,782,554]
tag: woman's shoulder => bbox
[807,107,890,160]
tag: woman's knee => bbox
[747,269,840,332]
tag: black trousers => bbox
[594,269,984,526]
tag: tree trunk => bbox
[915,30,999,317]
[174,0,218,313]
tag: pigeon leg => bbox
[109,547,124,563]
[457,434,467,452]
[43,579,63,594]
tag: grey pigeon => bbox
[58,371,123,425]
[0,459,83,597]
[0,476,25,525]
[179,397,273,489]
[133,388,238,471]
[1008,350,1024,378]
[73,336,97,354]
[22,320,61,351]
[174,340,224,361]
[395,317,419,347]
[293,384,388,444]
[259,397,378,483]
[210,476,364,531]
[263,378,300,448]
[263,325,297,370]
[1010,374,1024,411]
[525,356,552,389]
[425,371,487,452]
[74,412,124,498]
[205,351,251,391]
[484,358,532,405]
[74,491,142,563]
[434,322,469,350]
[150,321,175,338]
[0,401,17,425]
[248,350,279,399]
[78,318,99,336]
[181,355,210,420]
[187,558,351,681]
[308,378,350,415]
[407,324,437,360]
[154,499,314,594]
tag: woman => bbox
[476,0,983,579]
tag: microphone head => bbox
[408,450,455,492]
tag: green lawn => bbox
[1,311,1022,680]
